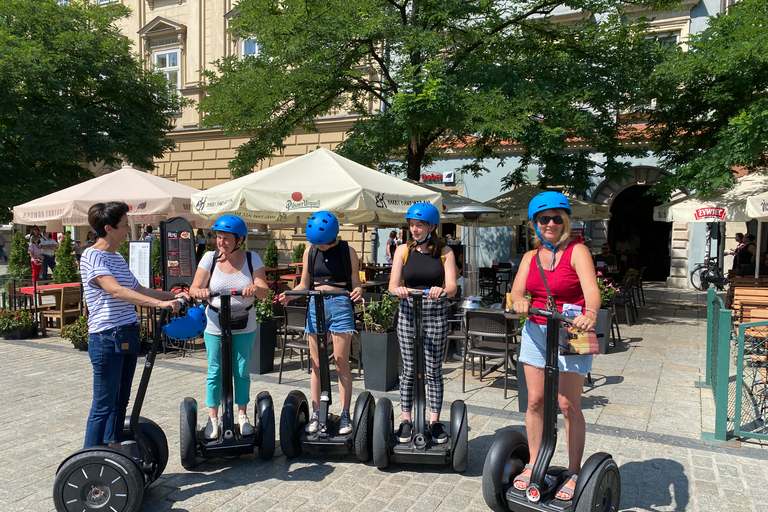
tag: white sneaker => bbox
[238,414,254,436]
[338,411,352,435]
[305,410,319,434]
[204,417,220,440]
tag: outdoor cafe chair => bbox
[463,309,520,399]
[613,276,637,326]
[278,305,309,384]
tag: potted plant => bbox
[0,309,37,339]
[292,243,305,263]
[52,233,79,284]
[250,290,278,374]
[595,272,615,353]
[360,293,400,391]
[7,231,32,281]
[62,315,89,350]
[263,238,278,268]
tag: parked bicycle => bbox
[690,256,728,291]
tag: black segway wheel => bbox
[449,400,468,473]
[255,391,275,460]
[122,417,169,483]
[179,397,198,470]
[482,429,530,512]
[372,397,393,470]
[280,390,309,458]
[53,449,144,512]
[574,457,621,512]
[353,391,375,462]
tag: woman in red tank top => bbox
[509,192,600,501]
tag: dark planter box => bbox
[250,319,277,375]
[361,330,399,392]
[595,308,610,354]
[2,323,37,340]
[73,341,89,351]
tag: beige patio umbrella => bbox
[13,165,206,227]
[191,148,442,225]
[654,173,768,223]
[478,185,611,226]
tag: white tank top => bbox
[200,250,264,335]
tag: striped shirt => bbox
[80,247,139,333]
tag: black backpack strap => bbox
[308,245,318,291]
[339,240,353,292]
[246,251,253,276]
[206,250,221,290]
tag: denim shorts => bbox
[305,295,356,334]
[518,320,593,376]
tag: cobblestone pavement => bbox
[1,283,766,511]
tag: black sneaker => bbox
[396,420,413,443]
[431,422,448,444]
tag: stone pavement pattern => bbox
[0,284,767,511]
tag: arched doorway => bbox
[608,185,670,281]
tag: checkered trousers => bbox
[396,298,449,414]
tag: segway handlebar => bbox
[209,290,244,298]
[528,306,574,324]
[381,290,448,299]
[284,290,350,297]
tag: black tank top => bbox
[402,249,444,289]
[311,242,348,288]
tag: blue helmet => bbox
[162,306,207,341]
[406,202,440,226]
[213,215,247,239]
[306,211,339,245]
[528,191,571,221]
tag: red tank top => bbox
[526,241,585,324]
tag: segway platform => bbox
[279,290,375,461]
[179,291,275,469]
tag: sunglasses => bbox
[536,215,564,225]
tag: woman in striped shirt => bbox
[80,201,189,449]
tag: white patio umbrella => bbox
[745,173,768,278]
[478,185,611,226]
[13,165,206,227]
[191,148,442,225]
[653,173,768,223]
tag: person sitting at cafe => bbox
[593,244,617,271]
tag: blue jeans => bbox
[41,253,56,280]
[83,330,138,448]
[305,295,356,334]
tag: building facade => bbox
[106,0,736,286]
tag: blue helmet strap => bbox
[415,232,431,245]
[534,224,557,270]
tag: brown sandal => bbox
[513,464,534,491]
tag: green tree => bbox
[52,233,78,284]
[0,0,187,222]
[263,239,279,268]
[200,0,674,192]
[7,232,31,280]
[647,0,768,199]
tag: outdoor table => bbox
[360,280,389,292]
[281,274,302,289]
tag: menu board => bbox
[128,241,152,288]
[161,217,196,290]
